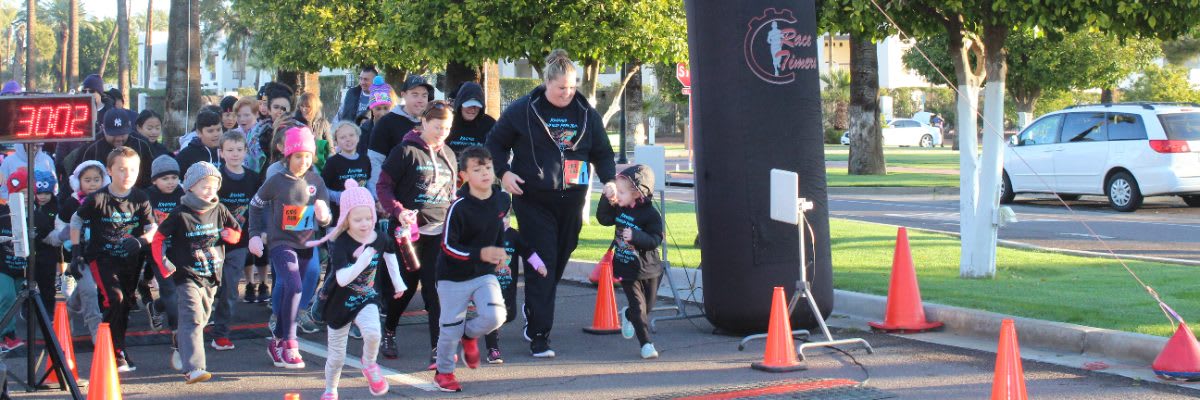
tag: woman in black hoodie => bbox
[446,82,495,156]
[485,49,617,358]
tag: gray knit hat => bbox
[151,155,180,181]
[183,161,221,191]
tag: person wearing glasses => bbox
[485,49,617,358]
[246,82,296,174]
[375,100,457,366]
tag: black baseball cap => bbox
[103,108,134,136]
[401,75,435,101]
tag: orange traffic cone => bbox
[868,227,943,333]
[991,319,1028,400]
[751,287,805,372]
[582,256,621,334]
[1152,323,1200,381]
[588,249,615,284]
[87,323,121,400]
[284,394,300,400]
[45,301,79,385]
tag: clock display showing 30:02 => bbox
[0,95,94,143]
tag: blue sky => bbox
[83,0,168,20]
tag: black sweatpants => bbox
[33,260,57,312]
[621,275,661,346]
[513,189,587,338]
[378,233,441,349]
[484,262,520,349]
[90,258,140,352]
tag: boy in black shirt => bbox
[152,162,241,384]
[72,147,157,372]
[597,164,664,360]
[432,147,510,392]
[145,155,182,333]
[210,131,259,351]
[31,170,62,318]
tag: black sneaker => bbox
[146,302,164,331]
[530,334,555,358]
[380,330,398,359]
[256,283,271,303]
[116,349,137,372]
[242,283,256,303]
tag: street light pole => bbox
[618,62,628,164]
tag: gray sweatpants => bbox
[176,280,218,372]
[211,248,249,339]
[325,304,382,394]
[66,266,103,340]
[435,275,505,373]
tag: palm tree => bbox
[200,0,252,87]
[41,0,69,91]
[117,0,130,96]
[820,68,851,130]
[165,0,200,148]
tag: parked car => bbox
[840,118,943,147]
[1001,102,1200,212]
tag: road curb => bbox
[562,258,1166,367]
[829,186,959,196]
[835,289,1167,365]
[893,224,1200,267]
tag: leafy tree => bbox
[821,69,850,130]
[79,18,137,85]
[1123,65,1200,103]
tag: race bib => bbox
[282,205,314,231]
[564,160,589,186]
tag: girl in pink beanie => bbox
[311,179,405,400]
[247,126,332,369]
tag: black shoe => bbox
[381,330,398,359]
[146,302,164,331]
[256,283,271,303]
[242,282,256,303]
[530,334,555,358]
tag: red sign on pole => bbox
[676,62,691,87]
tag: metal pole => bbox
[24,143,36,389]
[618,62,628,164]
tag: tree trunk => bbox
[482,60,501,119]
[848,37,885,175]
[68,0,79,90]
[1012,91,1038,130]
[961,22,1010,279]
[834,102,849,130]
[142,0,151,88]
[444,61,479,99]
[624,61,645,148]
[1100,87,1117,103]
[580,58,600,106]
[58,28,67,92]
[600,64,641,127]
[164,0,201,150]
[13,28,24,82]
[381,66,406,93]
[99,23,118,78]
[117,0,130,97]
[276,70,299,92]
[301,72,320,98]
[24,0,34,90]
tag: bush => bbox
[825,127,844,144]
[1123,65,1200,103]
[500,78,541,109]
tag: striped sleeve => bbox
[440,198,479,263]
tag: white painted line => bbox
[1060,232,1116,240]
[295,337,439,392]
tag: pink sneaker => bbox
[282,339,305,369]
[267,338,284,367]
[361,358,389,396]
[320,392,338,400]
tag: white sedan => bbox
[841,118,942,147]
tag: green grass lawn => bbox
[569,198,1190,337]
[825,168,960,187]
[824,145,962,171]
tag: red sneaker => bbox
[461,336,480,369]
[434,372,462,392]
[210,338,235,351]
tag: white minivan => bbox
[1001,103,1200,212]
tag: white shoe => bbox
[184,369,212,384]
[641,343,659,359]
[619,306,634,339]
[171,349,183,371]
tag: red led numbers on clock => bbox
[14,104,90,138]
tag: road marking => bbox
[295,337,439,392]
[1060,231,1113,237]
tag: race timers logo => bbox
[743,8,817,85]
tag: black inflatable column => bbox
[686,0,831,334]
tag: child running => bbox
[151,162,241,383]
[210,131,259,351]
[597,164,664,359]
[248,126,332,369]
[60,161,109,340]
[433,146,510,392]
[307,180,404,400]
[144,155,182,334]
[72,146,158,372]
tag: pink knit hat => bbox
[284,126,316,158]
[305,179,376,247]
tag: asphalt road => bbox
[657,186,1200,264]
[7,283,1199,399]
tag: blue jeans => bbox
[271,246,319,315]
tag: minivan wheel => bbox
[1000,171,1015,204]
[1106,172,1142,212]
[920,134,934,148]
[1182,195,1200,207]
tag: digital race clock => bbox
[0,95,94,143]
